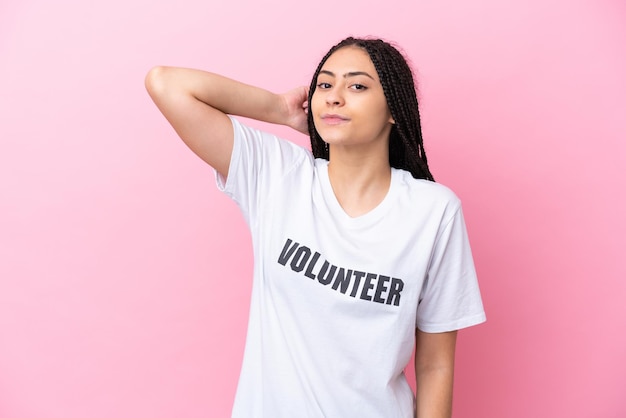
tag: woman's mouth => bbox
[321,114,350,125]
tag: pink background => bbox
[1,0,625,417]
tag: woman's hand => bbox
[280,86,309,135]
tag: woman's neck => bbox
[327,145,391,218]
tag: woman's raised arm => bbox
[145,67,308,178]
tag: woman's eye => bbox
[317,82,331,89]
[351,84,367,91]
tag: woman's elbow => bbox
[145,65,174,98]
[145,66,163,94]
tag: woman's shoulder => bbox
[393,168,462,209]
[230,116,314,161]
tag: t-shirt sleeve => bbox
[214,116,309,226]
[416,202,486,333]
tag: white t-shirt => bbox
[216,116,486,418]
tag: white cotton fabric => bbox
[215,116,486,418]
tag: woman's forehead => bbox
[320,47,379,79]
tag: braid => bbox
[307,37,434,181]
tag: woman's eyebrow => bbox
[319,70,375,80]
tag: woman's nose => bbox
[325,89,344,106]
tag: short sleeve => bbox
[416,204,486,333]
[214,116,311,226]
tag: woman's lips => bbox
[321,114,350,125]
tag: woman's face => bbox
[311,46,394,150]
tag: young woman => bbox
[146,37,486,418]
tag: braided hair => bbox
[307,37,434,181]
